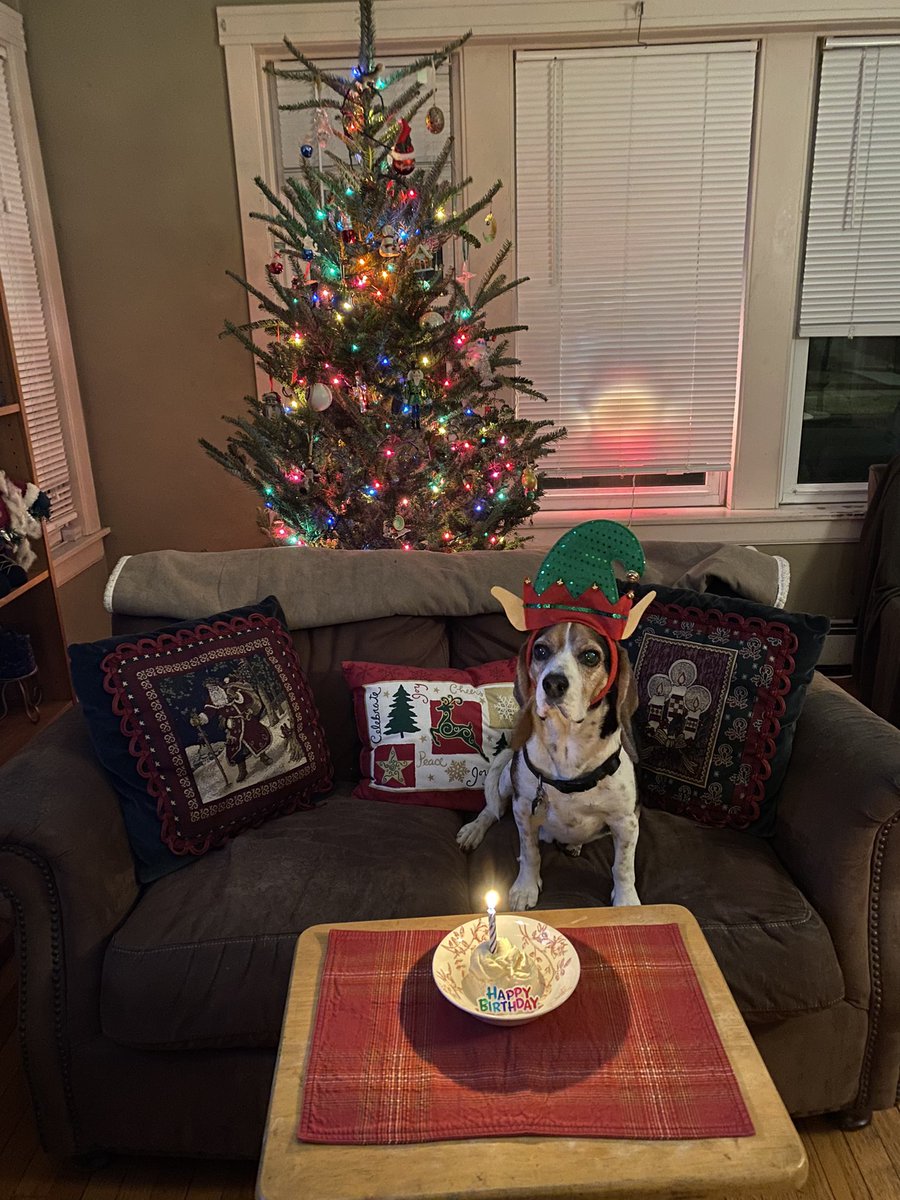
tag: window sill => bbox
[528,504,865,545]
[52,527,110,586]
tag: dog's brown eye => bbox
[580,649,601,667]
[532,643,550,661]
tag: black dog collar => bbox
[522,744,622,798]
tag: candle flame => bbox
[485,890,499,911]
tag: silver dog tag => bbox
[532,778,546,816]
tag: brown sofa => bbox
[1,545,899,1160]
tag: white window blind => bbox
[275,55,452,187]
[799,38,900,338]
[0,52,75,530]
[515,44,756,477]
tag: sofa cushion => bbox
[343,658,517,809]
[466,808,845,1020]
[69,596,333,883]
[101,791,469,1050]
[622,584,829,835]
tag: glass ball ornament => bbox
[301,248,314,262]
[300,144,314,159]
[425,105,445,134]
[309,382,333,411]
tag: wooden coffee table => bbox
[257,905,806,1200]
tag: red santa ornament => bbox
[390,118,415,176]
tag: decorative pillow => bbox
[342,659,517,809]
[620,584,829,834]
[69,596,332,882]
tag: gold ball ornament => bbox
[425,105,445,134]
[521,466,538,496]
[420,310,444,329]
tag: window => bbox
[219,5,869,546]
[273,54,453,192]
[785,36,900,502]
[514,43,757,505]
[0,5,103,578]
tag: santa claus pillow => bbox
[69,596,332,882]
[342,659,517,809]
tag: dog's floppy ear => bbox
[510,641,534,750]
[616,654,641,763]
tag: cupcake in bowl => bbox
[432,912,580,1026]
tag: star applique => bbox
[378,747,411,785]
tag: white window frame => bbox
[781,35,900,505]
[218,0,888,547]
[0,4,106,583]
[780,338,877,504]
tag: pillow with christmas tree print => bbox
[69,596,332,882]
[342,659,518,809]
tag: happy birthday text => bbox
[477,985,541,1014]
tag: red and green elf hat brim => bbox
[491,520,656,641]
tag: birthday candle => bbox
[485,890,499,955]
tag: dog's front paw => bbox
[562,843,582,857]
[509,875,542,911]
[612,884,641,907]
[456,814,490,852]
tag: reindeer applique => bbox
[430,695,487,759]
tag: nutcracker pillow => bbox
[69,596,332,883]
[342,659,518,810]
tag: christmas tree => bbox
[384,684,419,738]
[201,0,564,551]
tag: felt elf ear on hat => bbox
[492,520,656,643]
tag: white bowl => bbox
[432,914,581,1025]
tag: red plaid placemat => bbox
[297,923,754,1144]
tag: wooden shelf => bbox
[0,698,71,764]
[0,266,73,769]
[0,569,50,611]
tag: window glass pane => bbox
[799,336,900,484]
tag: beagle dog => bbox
[457,620,642,910]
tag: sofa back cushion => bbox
[296,616,449,780]
[448,613,525,668]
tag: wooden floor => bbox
[0,952,899,1200]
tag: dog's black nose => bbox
[542,673,569,700]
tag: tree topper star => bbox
[378,746,411,784]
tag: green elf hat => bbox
[492,520,656,702]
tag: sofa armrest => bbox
[0,707,139,1153]
[774,673,900,1110]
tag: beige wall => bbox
[759,542,858,618]
[20,0,274,567]
[21,0,865,630]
